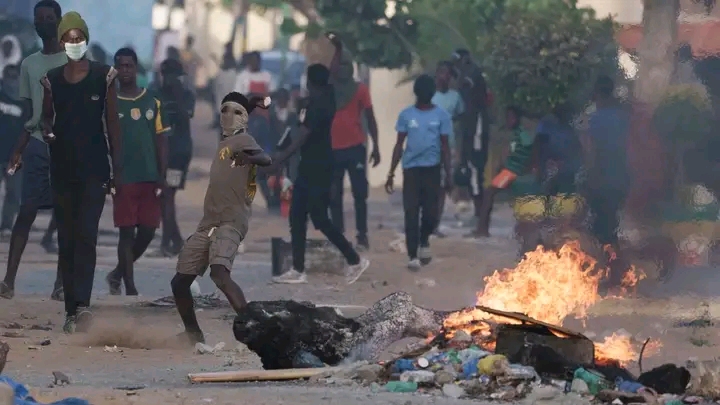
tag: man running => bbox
[41,12,122,333]
[0,65,24,238]
[328,46,380,250]
[268,33,369,285]
[171,92,272,344]
[152,58,194,257]
[0,0,64,300]
[106,47,168,296]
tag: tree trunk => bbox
[634,0,679,105]
[626,0,679,218]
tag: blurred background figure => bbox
[88,42,107,64]
[0,64,24,237]
[180,35,200,91]
[0,35,21,79]
[212,43,238,130]
[150,58,195,258]
[235,51,276,97]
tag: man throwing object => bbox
[171,92,272,344]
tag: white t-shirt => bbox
[234,69,277,95]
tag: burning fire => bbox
[443,242,659,366]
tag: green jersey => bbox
[117,89,169,184]
[505,127,535,175]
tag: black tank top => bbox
[45,61,112,183]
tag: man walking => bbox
[0,0,64,300]
[268,33,369,285]
[152,58,195,257]
[234,51,275,97]
[452,49,491,237]
[385,75,453,269]
[41,12,123,333]
[328,48,380,250]
[0,65,24,238]
[106,48,168,296]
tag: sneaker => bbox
[0,282,13,299]
[407,258,422,271]
[41,239,58,254]
[272,269,308,284]
[418,246,432,265]
[432,229,447,238]
[345,257,370,285]
[63,315,76,334]
[75,307,93,333]
[356,234,370,251]
[50,286,64,301]
[106,271,122,295]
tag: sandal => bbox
[50,286,64,301]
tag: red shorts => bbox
[113,182,162,228]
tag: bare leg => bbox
[170,272,205,344]
[1,205,38,298]
[208,264,247,312]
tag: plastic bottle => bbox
[391,359,416,373]
[399,370,435,384]
[384,381,418,392]
[458,348,491,363]
[505,364,539,380]
[446,349,461,364]
[573,368,610,395]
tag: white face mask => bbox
[64,41,88,61]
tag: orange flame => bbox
[442,241,658,366]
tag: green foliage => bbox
[483,0,619,117]
[314,0,417,69]
[654,84,713,147]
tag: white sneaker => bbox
[345,257,370,285]
[407,258,421,271]
[418,246,432,265]
[272,269,308,284]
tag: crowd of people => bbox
[0,0,630,338]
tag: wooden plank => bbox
[475,305,588,339]
[188,366,344,383]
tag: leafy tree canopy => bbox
[483,0,619,117]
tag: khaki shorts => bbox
[176,225,244,276]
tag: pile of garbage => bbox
[314,333,713,404]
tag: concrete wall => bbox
[367,69,414,187]
[577,0,643,24]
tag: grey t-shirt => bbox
[19,51,67,140]
[197,133,263,237]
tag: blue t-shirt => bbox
[432,90,464,145]
[588,105,630,189]
[395,105,451,169]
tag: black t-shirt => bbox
[45,61,111,183]
[0,92,25,163]
[155,86,194,169]
[297,87,335,179]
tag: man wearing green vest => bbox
[106,47,168,296]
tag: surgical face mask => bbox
[64,41,88,61]
[220,102,248,138]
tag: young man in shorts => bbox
[170,92,272,343]
[106,47,168,295]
